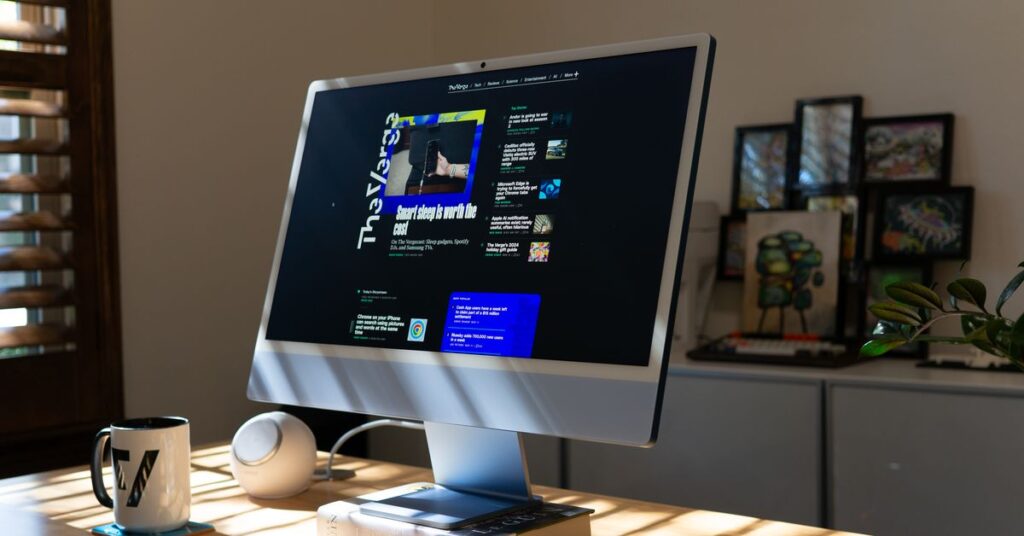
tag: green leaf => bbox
[885,281,943,311]
[860,336,909,357]
[971,340,1004,357]
[985,319,1012,352]
[965,325,989,342]
[915,335,971,344]
[965,325,1005,358]
[947,278,988,312]
[961,315,986,338]
[996,267,1024,317]
[868,302,921,326]
[986,318,1010,339]
[871,320,903,336]
[1010,311,1024,360]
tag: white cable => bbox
[314,419,425,481]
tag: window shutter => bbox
[0,0,123,477]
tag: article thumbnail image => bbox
[377,110,485,214]
[533,214,554,235]
[545,139,568,160]
[550,112,572,128]
[528,242,550,262]
[407,318,427,342]
[385,121,477,196]
[539,178,561,200]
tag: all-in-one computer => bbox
[247,34,715,529]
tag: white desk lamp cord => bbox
[314,419,425,481]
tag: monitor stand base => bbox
[359,421,541,530]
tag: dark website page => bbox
[266,47,696,367]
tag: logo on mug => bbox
[112,449,159,507]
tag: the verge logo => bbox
[448,83,469,92]
[357,112,400,249]
[112,448,159,507]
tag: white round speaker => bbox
[230,411,316,498]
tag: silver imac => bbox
[247,33,715,529]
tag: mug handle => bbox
[90,427,113,508]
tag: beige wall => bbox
[113,0,1024,443]
[111,0,435,442]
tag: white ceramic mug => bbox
[90,417,191,532]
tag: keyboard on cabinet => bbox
[688,332,866,368]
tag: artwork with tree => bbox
[743,211,841,336]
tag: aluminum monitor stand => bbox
[359,422,541,529]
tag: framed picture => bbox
[862,262,932,358]
[801,191,863,274]
[873,185,974,260]
[716,215,747,280]
[793,96,863,190]
[863,114,954,183]
[742,211,842,336]
[731,124,791,212]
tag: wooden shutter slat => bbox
[0,211,68,231]
[0,20,65,46]
[0,324,70,349]
[0,173,68,193]
[0,285,69,309]
[0,138,68,154]
[0,50,66,89]
[11,0,69,6]
[0,246,66,271]
[0,98,63,118]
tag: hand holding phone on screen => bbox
[433,151,468,179]
[438,152,453,176]
[423,139,440,179]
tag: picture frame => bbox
[716,214,747,280]
[873,185,974,260]
[731,123,792,212]
[861,262,933,358]
[797,188,865,337]
[792,95,863,191]
[798,191,864,268]
[863,113,954,183]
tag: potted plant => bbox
[861,262,1024,369]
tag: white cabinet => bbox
[568,373,823,526]
[829,384,1024,536]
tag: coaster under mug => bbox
[90,520,214,536]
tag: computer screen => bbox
[266,47,696,367]
[249,35,714,446]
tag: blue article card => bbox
[441,292,541,357]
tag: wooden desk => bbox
[0,444,860,535]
